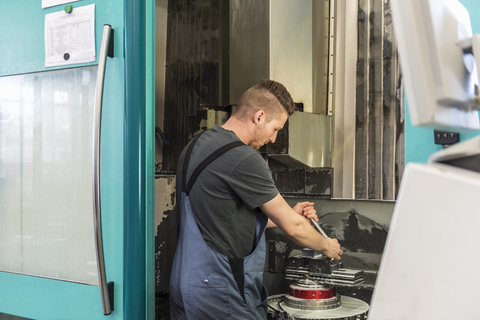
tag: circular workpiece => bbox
[289,281,337,300]
[268,294,369,320]
[268,279,369,320]
[286,281,340,310]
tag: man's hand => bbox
[260,195,343,260]
[322,238,343,260]
[292,201,343,260]
[293,201,318,222]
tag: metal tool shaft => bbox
[310,219,329,238]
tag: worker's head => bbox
[234,79,295,149]
[234,79,296,120]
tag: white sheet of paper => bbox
[44,4,95,67]
[42,0,81,9]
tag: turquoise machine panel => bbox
[0,1,127,319]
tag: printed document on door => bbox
[44,4,95,67]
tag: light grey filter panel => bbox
[0,66,99,285]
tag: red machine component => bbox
[289,284,336,300]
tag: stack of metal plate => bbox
[284,253,365,287]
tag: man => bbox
[169,79,342,319]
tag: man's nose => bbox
[269,132,278,143]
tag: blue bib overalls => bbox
[169,135,269,319]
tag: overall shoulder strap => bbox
[186,140,244,195]
[181,132,204,193]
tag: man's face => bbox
[249,111,289,150]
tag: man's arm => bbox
[266,200,317,228]
[260,194,343,260]
[266,219,277,228]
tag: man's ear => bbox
[253,110,266,125]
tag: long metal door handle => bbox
[93,24,114,316]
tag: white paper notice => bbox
[42,0,81,9]
[44,4,95,67]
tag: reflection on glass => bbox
[0,66,98,285]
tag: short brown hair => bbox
[234,79,295,120]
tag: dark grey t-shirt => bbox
[177,125,279,258]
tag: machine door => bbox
[0,1,152,319]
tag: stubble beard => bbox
[249,125,266,150]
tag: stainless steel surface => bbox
[332,0,358,199]
[382,0,401,200]
[285,268,365,287]
[229,0,269,104]
[365,0,385,200]
[267,112,332,168]
[314,269,366,286]
[285,294,341,311]
[229,0,328,113]
[332,0,403,200]
[312,0,331,114]
[327,0,336,116]
[310,219,329,238]
[230,0,404,200]
[284,252,364,287]
[269,294,369,320]
[269,0,314,112]
[92,24,113,315]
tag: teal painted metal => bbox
[145,0,156,318]
[0,1,127,319]
[0,272,104,319]
[123,0,150,319]
[0,1,123,76]
[405,0,480,164]
[0,1,45,75]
